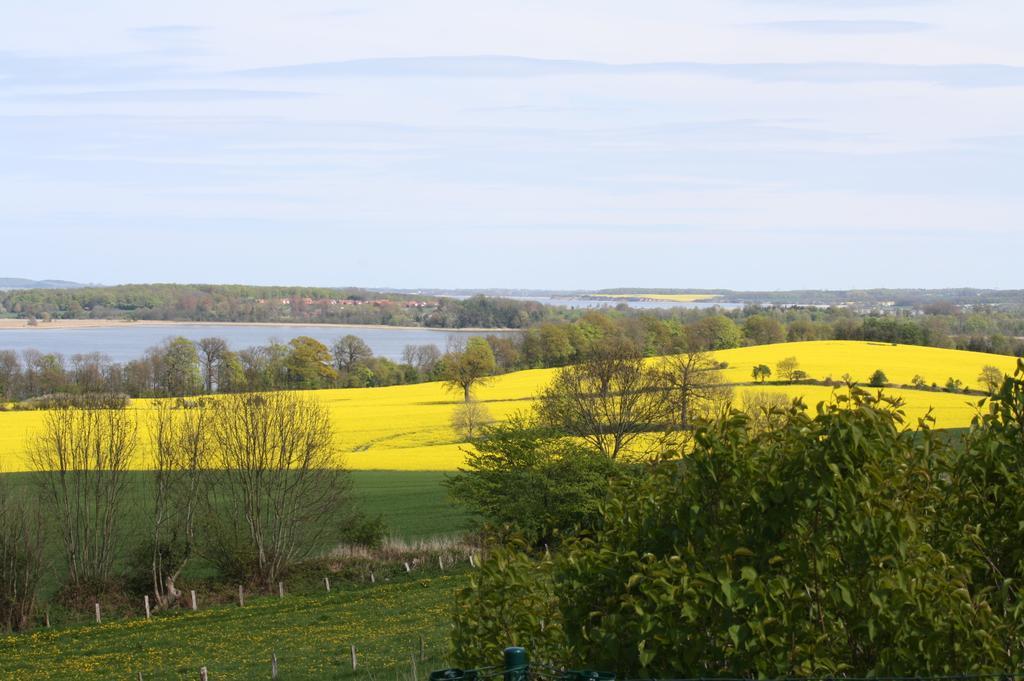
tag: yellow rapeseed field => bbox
[598,293,720,302]
[0,341,1016,472]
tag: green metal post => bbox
[503,646,528,681]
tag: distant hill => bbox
[0,278,85,290]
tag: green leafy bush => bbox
[446,414,620,547]
[454,374,1024,675]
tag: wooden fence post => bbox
[94,603,101,624]
[238,584,244,607]
[370,571,375,584]
[191,590,198,611]
[144,595,151,620]
[350,645,357,670]
[438,555,444,570]
[271,652,278,679]
[278,581,284,599]
[199,666,208,681]
[419,635,425,661]
[324,576,331,592]
[45,608,50,628]
[137,672,143,681]
[404,562,411,573]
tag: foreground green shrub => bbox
[446,414,620,547]
[455,374,1024,675]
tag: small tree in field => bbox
[443,337,497,402]
[776,356,800,381]
[752,364,772,383]
[978,365,1005,395]
[869,369,889,388]
[537,340,669,460]
[660,350,733,434]
[451,400,494,440]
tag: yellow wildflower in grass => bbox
[0,341,1016,472]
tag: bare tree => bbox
[203,392,351,586]
[659,350,734,435]
[332,335,374,374]
[69,352,112,394]
[403,344,442,376]
[148,400,211,608]
[741,390,792,435]
[29,399,137,591]
[0,350,20,401]
[536,342,669,460]
[776,356,801,382]
[450,400,495,440]
[197,337,228,393]
[0,480,44,632]
[978,365,1005,395]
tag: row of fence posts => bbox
[176,637,436,679]
[85,552,477,630]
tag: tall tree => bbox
[0,351,20,401]
[536,340,669,460]
[332,335,374,374]
[197,337,228,393]
[152,337,201,397]
[743,315,786,345]
[659,350,733,434]
[148,401,210,608]
[443,337,497,402]
[286,336,338,388]
[203,392,354,585]
[29,400,137,590]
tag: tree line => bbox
[0,286,551,329]
[449,352,1024,674]
[4,305,1023,404]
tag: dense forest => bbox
[0,284,551,328]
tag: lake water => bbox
[0,324,507,363]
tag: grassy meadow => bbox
[0,574,466,680]
[0,341,1017,472]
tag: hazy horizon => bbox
[3,1,1022,289]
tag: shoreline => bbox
[0,318,515,333]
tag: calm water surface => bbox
[0,324,507,363]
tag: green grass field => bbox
[352,471,469,541]
[0,574,466,680]
[0,470,471,679]
[3,470,468,603]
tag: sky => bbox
[1,0,1022,290]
